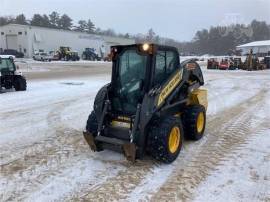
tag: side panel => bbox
[188,89,208,110]
[181,60,204,85]
[154,60,204,109]
[156,69,183,107]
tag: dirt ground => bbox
[0,62,269,202]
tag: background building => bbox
[236,40,270,56]
[0,24,135,58]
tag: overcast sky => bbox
[1,0,270,41]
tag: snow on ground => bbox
[1,67,270,201]
[194,87,270,202]
[194,129,270,202]
[15,59,111,73]
[25,153,124,202]
[203,70,265,115]
[15,58,111,65]
[0,75,110,150]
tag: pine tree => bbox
[146,28,156,42]
[49,11,60,28]
[87,19,95,33]
[0,17,10,26]
[31,14,45,27]
[58,14,73,30]
[76,20,88,32]
[15,14,28,25]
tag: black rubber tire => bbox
[182,104,206,140]
[93,84,110,118]
[148,116,183,163]
[86,110,103,151]
[86,111,98,136]
[14,76,27,91]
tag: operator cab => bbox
[0,56,16,74]
[110,44,181,115]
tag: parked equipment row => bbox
[33,47,112,62]
[207,54,270,71]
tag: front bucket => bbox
[83,131,97,151]
[83,131,136,162]
[123,143,136,163]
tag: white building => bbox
[0,24,135,58]
[236,40,270,56]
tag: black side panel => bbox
[181,59,204,85]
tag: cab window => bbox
[154,50,178,85]
[112,48,147,114]
[0,59,15,71]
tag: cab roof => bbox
[111,43,179,53]
[0,55,16,59]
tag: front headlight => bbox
[138,43,154,54]
[142,43,150,51]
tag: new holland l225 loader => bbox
[83,44,208,163]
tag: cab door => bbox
[152,49,180,87]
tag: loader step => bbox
[96,135,129,145]
[104,126,130,140]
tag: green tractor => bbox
[83,44,208,163]
[0,55,27,91]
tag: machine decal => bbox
[186,63,197,70]
[111,120,130,128]
[117,116,131,122]
[157,69,183,107]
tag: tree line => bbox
[0,12,95,33]
[188,20,270,55]
[0,13,269,55]
[0,12,129,37]
[136,20,270,55]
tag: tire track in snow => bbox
[125,88,266,201]
[150,89,268,202]
[68,86,267,201]
[0,98,94,201]
[1,99,80,168]
[74,160,155,201]
[1,71,269,201]
[0,97,85,165]
[1,95,131,202]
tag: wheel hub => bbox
[168,126,180,153]
[197,112,205,133]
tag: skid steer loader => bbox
[83,44,208,163]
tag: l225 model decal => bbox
[157,69,183,107]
